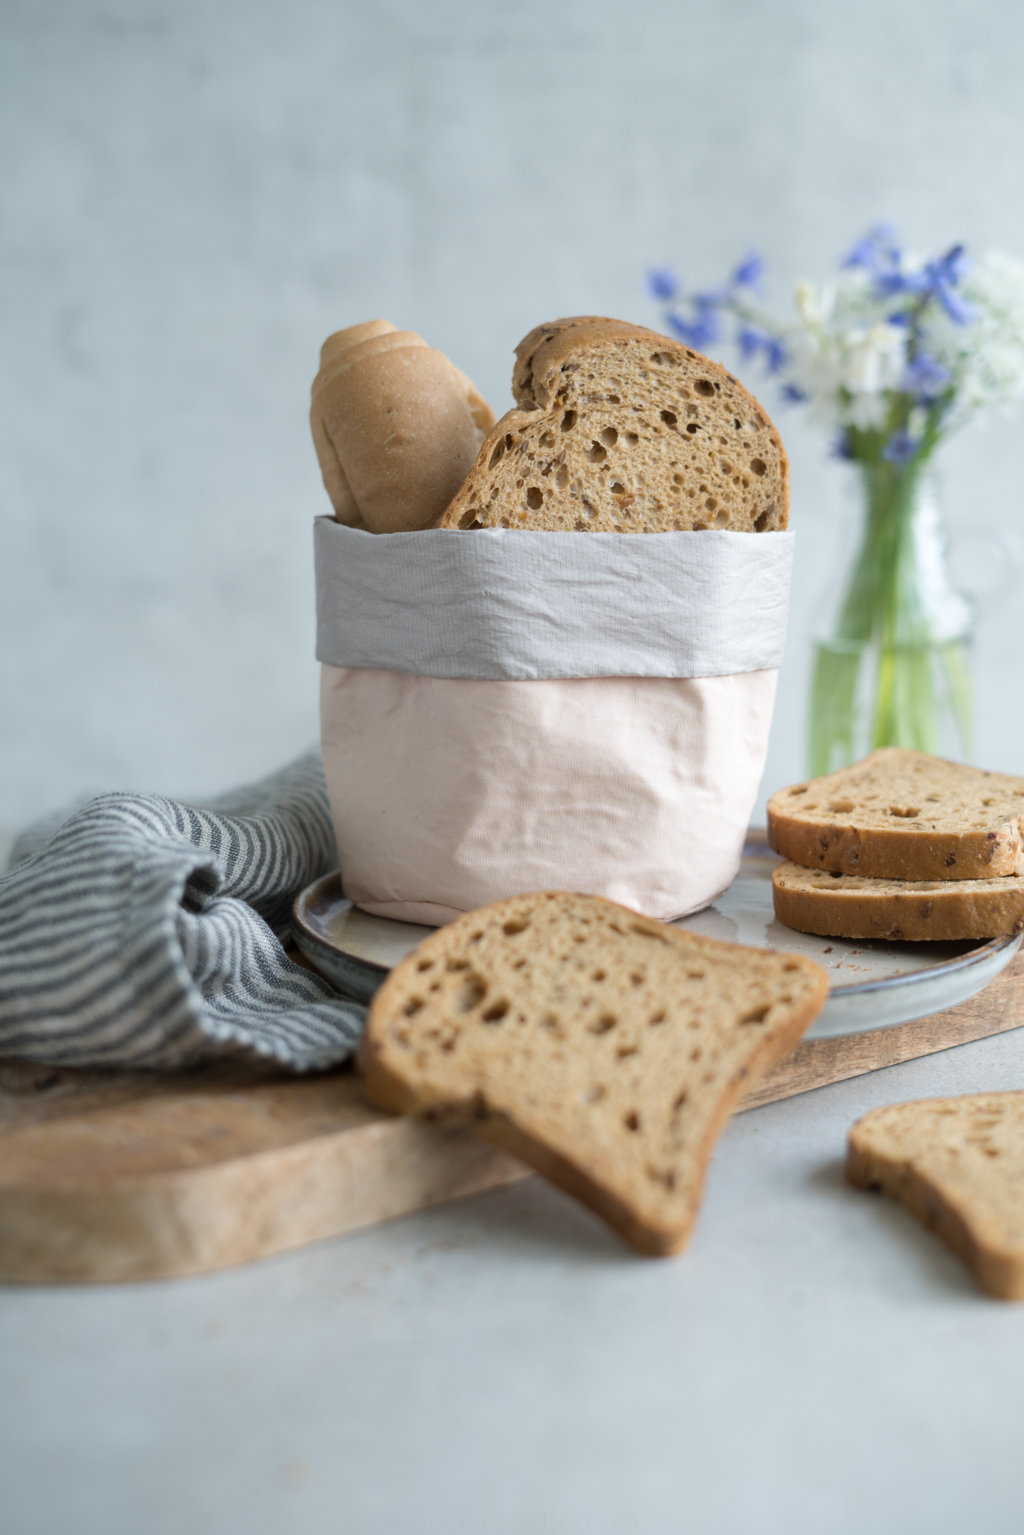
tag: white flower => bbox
[794,279,834,328]
[843,322,906,395]
[930,250,1024,417]
[785,274,907,429]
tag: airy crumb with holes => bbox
[436,316,788,533]
[357,890,827,1256]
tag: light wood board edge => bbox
[0,1084,525,1285]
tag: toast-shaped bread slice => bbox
[437,317,788,533]
[847,1093,1024,1299]
[310,320,495,532]
[767,749,1024,881]
[358,891,828,1255]
[772,860,1024,941]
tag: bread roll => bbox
[310,322,399,525]
[310,322,495,533]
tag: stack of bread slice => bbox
[767,748,1024,941]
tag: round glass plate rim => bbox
[293,850,1020,1001]
[737,835,1020,995]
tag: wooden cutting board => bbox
[3,950,1024,1284]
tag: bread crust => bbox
[771,861,1024,941]
[357,891,827,1256]
[847,1094,1024,1299]
[439,317,789,534]
[767,750,1024,882]
[512,316,647,406]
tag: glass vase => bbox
[808,461,974,776]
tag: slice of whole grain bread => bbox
[766,749,1024,882]
[436,317,788,533]
[771,860,1024,941]
[847,1093,1024,1299]
[357,891,828,1256]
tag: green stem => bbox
[808,458,973,775]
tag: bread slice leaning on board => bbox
[767,749,1024,882]
[357,891,828,1257]
[437,316,789,532]
[772,861,1024,941]
[847,1094,1024,1299]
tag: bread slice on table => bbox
[357,891,828,1256]
[767,749,1024,882]
[772,861,1024,941]
[847,1094,1024,1299]
[310,319,495,532]
[436,316,788,533]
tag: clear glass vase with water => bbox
[808,463,974,776]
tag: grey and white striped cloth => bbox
[0,751,366,1072]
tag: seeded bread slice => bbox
[357,891,828,1256]
[772,860,1024,941]
[767,749,1024,882]
[436,317,789,533]
[847,1094,1024,1299]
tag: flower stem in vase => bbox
[809,463,973,776]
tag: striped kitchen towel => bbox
[0,751,366,1071]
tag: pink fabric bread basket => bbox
[316,519,793,926]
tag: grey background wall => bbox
[3,0,1023,826]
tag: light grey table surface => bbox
[4,1022,1024,1535]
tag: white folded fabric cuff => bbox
[314,518,794,680]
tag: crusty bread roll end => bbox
[310,322,495,532]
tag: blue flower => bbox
[843,223,902,277]
[874,268,930,299]
[693,287,730,310]
[732,251,765,290]
[647,268,680,303]
[921,244,976,325]
[844,237,883,272]
[764,337,788,374]
[855,234,978,322]
[831,428,856,461]
[933,276,976,325]
[882,428,921,465]
[844,224,973,315]
[666,311,719,350]
[902,353,951,402]
[738,323,769,360]
[937,287,976,324]
[781,383,807,403]
[936,243,972,285]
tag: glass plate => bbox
[293,839,1021,1041]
